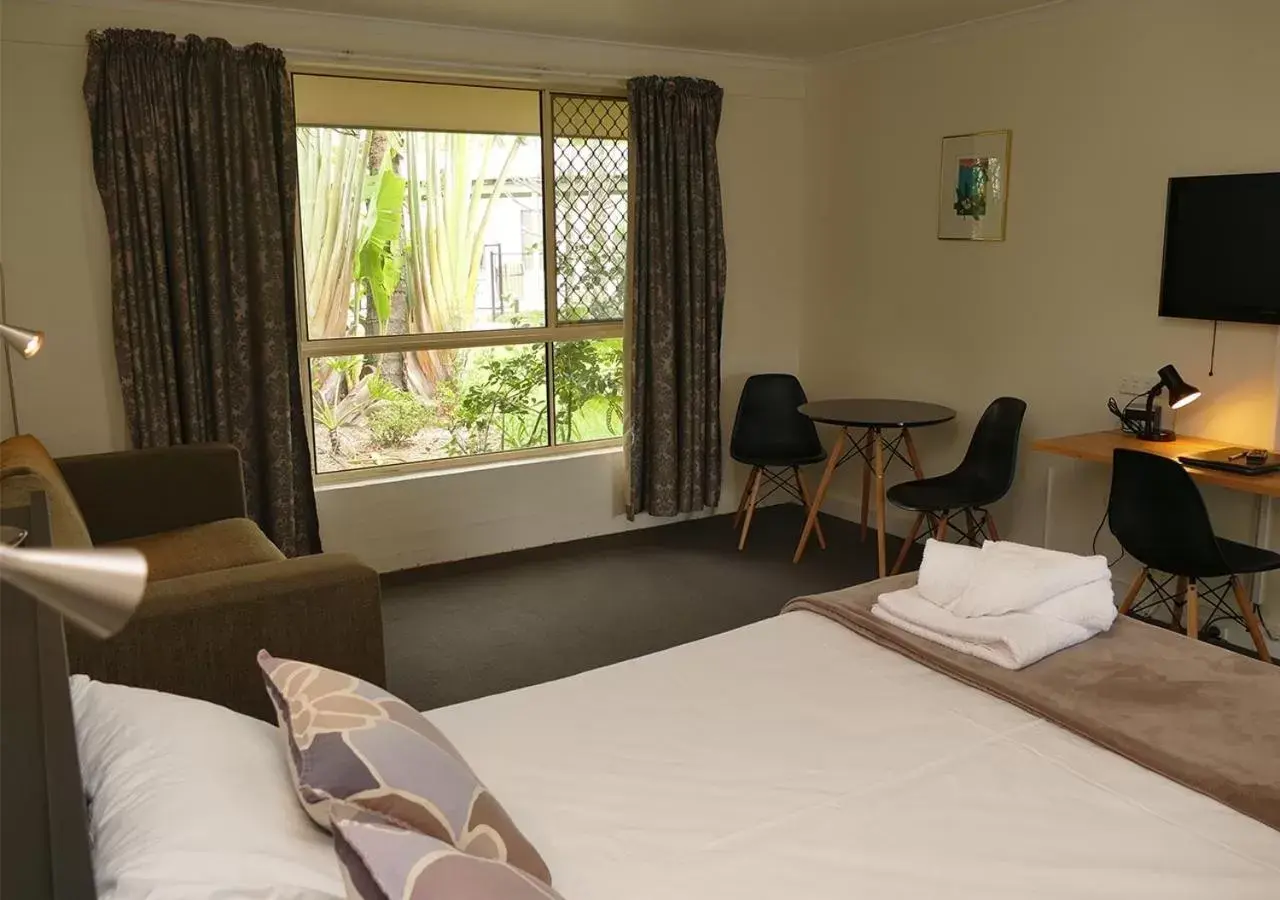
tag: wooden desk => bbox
[1032,431,1280,499]
[1032,430,1277,608]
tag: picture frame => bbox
[938,130,1012,241]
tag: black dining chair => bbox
[888,397,1027,574]
[730,374,829,550]
[1108,448,1274,661]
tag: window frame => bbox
[290,72,630,485]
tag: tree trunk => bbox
[380,280,410,390]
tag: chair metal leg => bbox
[1230,576,1273,663]
[733,467,758,530]
[985,511,1000,541]
[738,468,762,551]
[1184,581,1199,641]
[794,467,826,551]
[963,509,981,547]
[1118,568,1147,615]
[891,514,924,575]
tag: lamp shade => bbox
[0,322,44,359]
[0,544,147,638]
[1158,364,1201,410]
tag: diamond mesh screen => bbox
[552,96,629,324]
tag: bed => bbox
[427,610,1280,898]
[5,490,1278,898]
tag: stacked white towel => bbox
[873,539,1117,669]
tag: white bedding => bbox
[429,611,1280,898]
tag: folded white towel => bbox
[947,541,1111,619]
[874,579,1117,670]
[875,539,1118,669]
[916,540,981,607]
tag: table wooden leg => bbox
[1185,581,1199,641]
[859,429,872,542]
[873,428,887,577]
[1119,568,1146,615]
[1231,576,1273,662]
[891,514,923,575]
[794,467,826,550]
[738,468,762,551]
[794,429,846,563]
[902,427,924,478]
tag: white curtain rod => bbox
[281,46,628,85]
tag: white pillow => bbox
[70,675,344,900]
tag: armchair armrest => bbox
[65,553,385,722]
[56,444,247,544]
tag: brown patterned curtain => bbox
[626,76,727,518]
[84,29,320,556]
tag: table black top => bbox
[799,399,957,428]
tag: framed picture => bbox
[938,130,1012,241]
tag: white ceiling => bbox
[221,0,1056,59]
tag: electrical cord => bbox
[1107,394,1148,437]
[1091,507,1127,569]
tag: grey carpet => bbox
[381,504,920,711]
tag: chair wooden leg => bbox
[1230,576,1273,663]
[985,511,1000,542]
[891,514,924,576]
[794,468,826,551]
[934,511,948,541]
[860,430,872,543]
[738,468,762,551]
[733,467,758,530]
[1118,568,1147,615]
[1185,581,1199,641]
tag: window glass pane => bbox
[552,96,629,324]
[298,127,545,340]
[552,338,624,444]
[309,346,549,473]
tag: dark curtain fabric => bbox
[626,76,727,518]
[84,29,320,556]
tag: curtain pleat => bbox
[85,29,321,556]
[626,76,727,518]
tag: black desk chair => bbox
[1108,448,1274,662]
[888,397,1027,574]
[730,374,828,550]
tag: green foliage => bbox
[439,346,547,456]
[554,339,623,442]
[355,149,408,328]
[366,387,433,448]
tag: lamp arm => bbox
[1143,385,1162,441]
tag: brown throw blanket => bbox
[784,574,1280,832]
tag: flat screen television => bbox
[1158,171,1280,325]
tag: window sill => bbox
[313,441,623,492]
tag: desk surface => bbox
[1032,430,1280,499]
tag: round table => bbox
[794,399,957,576]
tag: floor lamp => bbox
[0,262,45,435]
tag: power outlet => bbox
[1118,374,1156,396]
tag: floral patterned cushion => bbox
[257,652,551,885]
[333,811,564,900]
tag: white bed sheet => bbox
[429,611,1280,899]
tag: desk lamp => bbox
[1139,364,1200,442]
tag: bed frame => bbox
[0,493,95,900]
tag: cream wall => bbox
[804,0,1280,626]
[1,0,805,570]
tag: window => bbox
[293,75,628,477]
